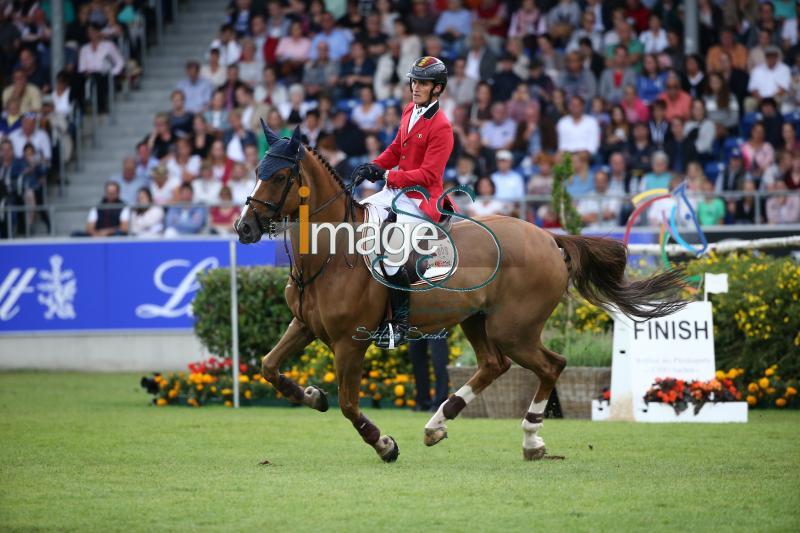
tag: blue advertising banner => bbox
[0,238,284,333]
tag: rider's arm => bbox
[385,122,453,191]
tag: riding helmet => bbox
[407,56,448,92]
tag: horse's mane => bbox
[307,145,361,210]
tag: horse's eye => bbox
[274,173,286,183]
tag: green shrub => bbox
[192,267,294,363]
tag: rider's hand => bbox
[351,163,385,185]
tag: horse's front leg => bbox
[262,318,328,412]
[334,341,399,462]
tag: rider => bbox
[351,56,454,349]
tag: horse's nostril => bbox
[242,223,251,234]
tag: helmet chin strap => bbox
[416,84,442,108]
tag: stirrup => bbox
[375,320,407,349]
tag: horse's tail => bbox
[552,234,688,320]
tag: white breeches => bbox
[360,186,425,276]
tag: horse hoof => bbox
[304,386,329,412]
[379,436,399,463]
[424,427,447,447]
[523,446,547,461]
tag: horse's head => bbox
[235,121,305,243]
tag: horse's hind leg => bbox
[424,314,511,446]
[502,341,566,460]
[334,340,399,462]
[261,318,328,412]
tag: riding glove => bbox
[352,163,386,185]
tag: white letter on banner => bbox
[135,257,219,319]
[0,268,37,321]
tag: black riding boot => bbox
[375,267,411,349]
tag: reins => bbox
[247,146,361,319]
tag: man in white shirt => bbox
[490,150,525,202]
[9,114,51,166]
[111,157,147,205]
[480,102,516,150]
[176,61,213,114]
[78,24,125,114]
[748,46,791,100]
[557,95,600,155]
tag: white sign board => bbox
[608,301,716,421]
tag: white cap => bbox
[496,150,513,161]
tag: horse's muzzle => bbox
[235,217,262,244]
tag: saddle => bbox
[361,199,458,286]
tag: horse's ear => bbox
[289,125,302,151]
[260,118,280,146]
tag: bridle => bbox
[244,145,360,318]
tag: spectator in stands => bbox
[480,102,516,150]
[508,0,547,41]
[200,48,226,88]
[351,87,384,135]
[338,41,375,100]
[188,115,212,160]
[434,0,472,56]
[16,48,48,90]
[577,170,621,228]
[164,183,207,237]
[2,69,41,113]
[640,13,667,54]
[626,121,653,178]
[1,98,23,136]
[621,84,649,124]
[468,176,506,217]
[168,90,194,138]
[238,38,264,87]
[9,113,50,167]
[527,151,555,197]
[223,110,257,163]
[440,58,474,107]
[560,51,596,103]
[278,84,314,126]
[255,66,289,107]
[637,54,666,105]
[458,129,495,178]
[469,82,493,126]
[607,151,632,194]
[741,122,775,186]
[192,161,223,206]
[299,110,322,147]
[766,180,800,224]
[600,45,636,105]
[376,105,401,148]
[76,181,130,237]
[557,95,600,155]
[17,142,46,231]
[359,13,389,59]
[129,187,164,237]
[748,46,791,106]
[704,72,739,132]
[603,105,629,158]
[758,98,785,148]
[663,118,691,173]
[112,157,146,205]
[785,153,800,190]
[276,20,311,80]
[206,140,230,181]
[681,54,707,99]
[310,12,351,62]
[706,28,748,73]
[547,0,581,45]
[226,163,252,205]
[331,110,366,158]
[374,39,405,101]
[647,99,670,148]
[488,54,522,102]
[149,165,179,206]
[209,24,242,66]
[565,150,594,198]
[0,139,24,208]
[781,122,800,154]
[176,61,213,114]
[142,112,175,160]
[685,99,715,163]
[303,42,340,100]
[697,179,725,226]
[728,180,761,224]
[134,142,158,182]
[641,151,672,191]
[210,186,239,234]
[166,138,201,184]
[220,64,246,110]
[490,150,524,202]
[658,71,692,121]
[465,29,497,81]
[204,90,229,135]
[406,0,437,38]
[78,23,124,115]
[716,149,750,193]
[236,85,269,133]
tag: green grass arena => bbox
[1,372,798,532]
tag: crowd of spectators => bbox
[4,0,800,239]
[0,0,158,237]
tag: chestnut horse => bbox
[236,126,686,462]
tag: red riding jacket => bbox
[373,100,454,223]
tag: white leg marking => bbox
[425,385,475,429]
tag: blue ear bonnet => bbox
[257,120,305,181]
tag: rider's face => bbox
[411,79,435,106]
